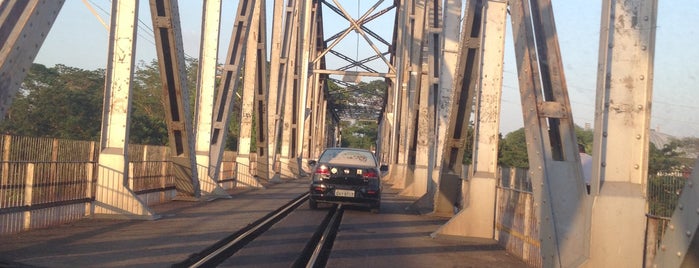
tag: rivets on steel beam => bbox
[637,105,643,110]
[603,131,608,137]
[601,162,606,167]
[688,181,693,188]
[677,252,683,257]
[669,224,675,231]
[679,204,684,210]
[634,164,639,169]
[641,45,647,51]
[636,134,642,139]
[661,244,666,251]
[640,75,645,80]
[686,231,692,237]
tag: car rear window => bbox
[319,149,377,167]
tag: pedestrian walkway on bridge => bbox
[0,180,526,267]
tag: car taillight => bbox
[363,169,378,179]
[315,165,330,176]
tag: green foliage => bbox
[461,122,475,165]
[498,128,529,168]
[340,120,378,150]
[574,125,594,153]
[0,64,104,140]
[497,125,594,168]
[648,140,684,175]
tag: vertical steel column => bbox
[254,0,270,182]
[0,1,64,121]
[280,0,302,178]
[193,0,229,197]
[589,0,658,267]
[431,0,463,216]
[237,0,267,188]
[97,0,155,219]
[209,0,256,179]
[304,1,321,160]
[436,0,507,237]
[396,0,426,196]
[386,0,407,182]
[295,0,314,174]
[510,0,590,266]
[271,0,299,179]
[403,0,441,207]
[148,0,201,200]
[432,0,482,218]
[389,0,413,189]
[267,0,288,181]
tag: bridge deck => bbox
[0,180,527,267]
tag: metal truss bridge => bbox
[1,0,697,267]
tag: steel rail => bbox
[173,192,310,268]
[293,204,344,268]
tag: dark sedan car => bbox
[308,147,388,213]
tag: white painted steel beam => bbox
[431,0,462,217]
[97,0,155,219]
[586,0,658,267]
[510,0,590,266]
[294,0,313,175]
[397,0,426,197]
[253,0,270,182]
[433,0,506,238]
[280,0,301,179]
[193,0,229,197]
[267,0,289,182]
[148,0,200,200]
[209,0,256,180]
[236,0,266,188]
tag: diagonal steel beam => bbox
[208,0,257,179]
[148,0,200,199]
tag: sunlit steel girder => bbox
[148,0,200,199]
[97,0,156,219]
[0,1,64,121]
[236,0,269,188]
[431,0,481,221]
[208,0,256,180]
[193,0,230,197]
[591,0,658,267]
[509,0,589,266]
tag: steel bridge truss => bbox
[3,0,699,267]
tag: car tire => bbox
[309,198,318,209]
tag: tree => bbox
[340,120,378,150]
[0,64,104,140]
[648,140,684,176]
[499,128,529,168]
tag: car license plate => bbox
[335,189,355,197]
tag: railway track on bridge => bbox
[172,193,345,268]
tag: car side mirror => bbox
[308,160,317,167]
[379,164,388,172]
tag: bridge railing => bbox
[495,166,540,267]
[0,134,241,234]
[493,167,687,267]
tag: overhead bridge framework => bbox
[1,0,697,267]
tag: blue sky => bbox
[35,1,699,138]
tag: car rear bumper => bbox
[309,183,380,207]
